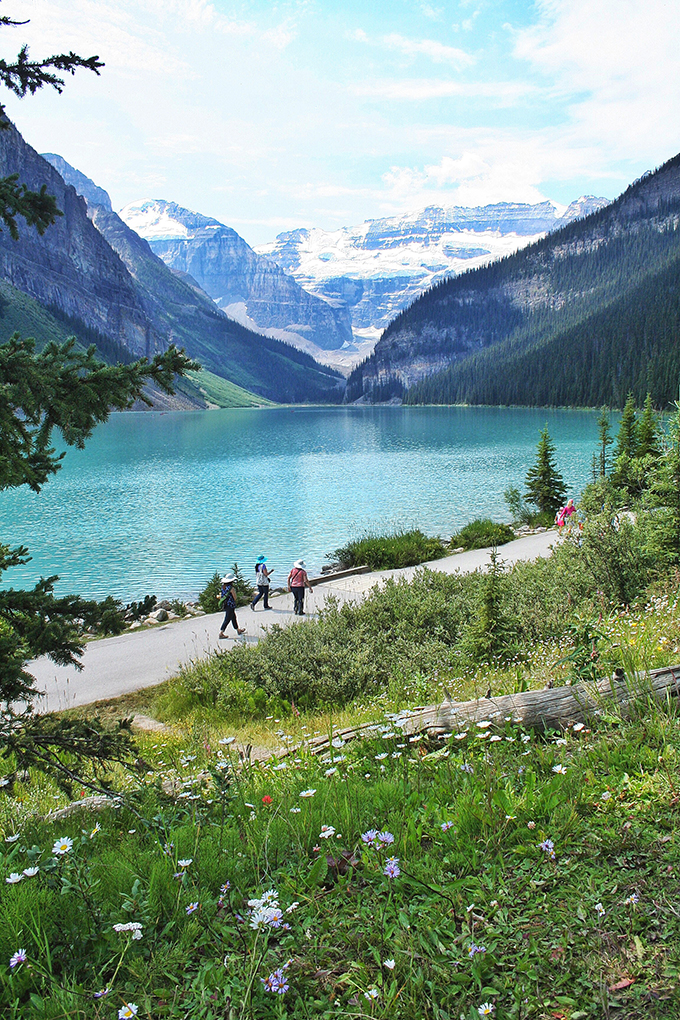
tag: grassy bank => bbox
[0,697,679,1019]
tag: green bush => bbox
[450,518,516,550]
[198,564,255,612]
[331,528,447,570]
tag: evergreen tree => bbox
[611,392,638,492]
[637,392,661,458]
[0,11,197,791]
[596,407,613,477]
[646,403,680,565]
[524,426,567,515]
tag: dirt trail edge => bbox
[28,530,556,713]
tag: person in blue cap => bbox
[251,555,273,610]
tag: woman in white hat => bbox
[287,559,313,616]
[218,573,245,638]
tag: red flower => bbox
[262,795,273,805]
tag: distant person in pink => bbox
[288,559,312,615]
[555,498,575,527]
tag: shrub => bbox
[199,564,255,612]
[331,528,447,570]
[450,518,516,550]
[126,594,157,621]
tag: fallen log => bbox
[394,663,680,738]
[275,664,680,760]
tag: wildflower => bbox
[52,836,73,856]
[554,737,568,746]
[90,823,101,838]
[375,753,388,760]
[272,763,287,771]
[5,873,23,884]
[285,901,299,913]
[177,858,193,868]
[478,1004,495,1017]
[319,825,335,839]
[299,789,316,798]
[93,987,110,999]
[539,838,556,860]
[262,795,273,805]
[572,722,584,732]
[383,857,401,878]
[364,987,379,999]
[383,958,395,969]
[477,720,492,729]
[218,736,236,745]
[22,867,39,877]
[290,807,301,813]
[9,948,26,968]
[118,1004,139,1019]
[521,734,531,744]
[601,791,612,801]
[526,821,536,830]
[220,882,231,895]
[4,834,20,843]
[454,732,467,740]
[460,762,474,774]
[378,831,395,845]
[624,893,639,906]
[325,767,338,776]
[594,902,605,917]
[552,764,567,774]
[441,821,454,832]
[113,922,143,939]
[361,828,379,845]
[489,735,502,743]
[262,967,289,994]
[468,943,486,957]
[186,902,199,915]
[163,842,174,855]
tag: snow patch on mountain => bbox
[120,199,190,240]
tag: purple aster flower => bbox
[383,857,401,878]
[9,948,27,968]
[262,967,289,994]
[539,838,556,860]
[361,828,379,846]
[186,901,199,915]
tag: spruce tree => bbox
[524,426,567,515]
[596,407,613,477]
[636,392,660,458]
[612,392,638,492]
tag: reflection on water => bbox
[0,405,600,600]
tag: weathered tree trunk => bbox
[283,665,680,758]
[394,664,680,738]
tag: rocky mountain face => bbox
[0,124,155,358]
[119,200,353,355]
[346,154,680,408]
[256,198,609,348]
[0,140,344,404]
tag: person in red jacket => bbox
[288,559,313,615]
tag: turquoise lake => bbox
[0,406,603,601]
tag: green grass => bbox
[331,528,447,571]
[187,369,276,408]
[0,702,679,1018]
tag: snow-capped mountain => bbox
[119,200,353,356]
[256,198,610,348]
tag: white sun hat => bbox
[221,573,236,583]
[294,559,306,569]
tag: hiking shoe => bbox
[238,627,246,635]
[218,632,226,639]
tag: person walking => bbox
[251,555,273,610]
[288,559,313,615]
[218,573,245,638]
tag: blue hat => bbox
[256,555,267,563]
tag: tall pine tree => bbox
[524,426,567,516]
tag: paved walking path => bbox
[29,531,556,713]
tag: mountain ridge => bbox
[346,152,680,408]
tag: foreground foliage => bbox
[331,529,447,571]
[0,701,679,1019]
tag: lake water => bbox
[0,406,603,601]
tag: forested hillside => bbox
[347,154,680,408]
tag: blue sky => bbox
[4,0,679,244]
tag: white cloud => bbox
[353,78,535,103]
[382,33,474,66]
[513,0,680,161]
